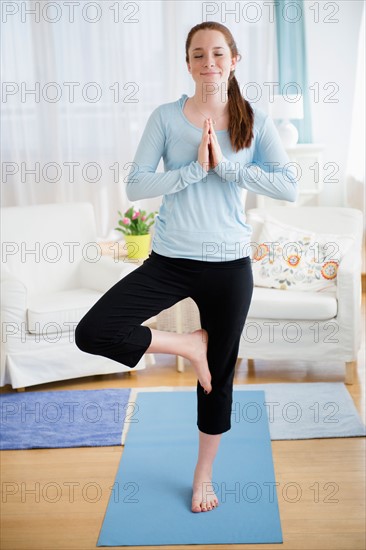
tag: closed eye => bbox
[194,54,223,58]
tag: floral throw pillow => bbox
[250,217,355,292]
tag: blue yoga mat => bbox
[97,390,283,546]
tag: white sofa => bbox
[157,207,363,384]
[1,202,147,390]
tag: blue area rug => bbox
[0,388,131,450]
[97,390,283,546]
[234,382,366,439]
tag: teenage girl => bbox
[75,21,298,513]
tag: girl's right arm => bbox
[126,108,209,200]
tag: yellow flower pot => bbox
[124,234,151,259]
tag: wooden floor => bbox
[1,298,365,550]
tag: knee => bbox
[75,316,135,355]
[74,318,98,354]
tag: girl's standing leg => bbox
[190,256,254,512]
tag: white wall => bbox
[304,0,364,206]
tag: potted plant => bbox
[115,206,157,259]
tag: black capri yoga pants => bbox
[75,250,254,435]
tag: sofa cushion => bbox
[248,287,337,320]
[27,289,102,335]
[251,216,355,292]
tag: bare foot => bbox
[189,329,212,394]
[191,465,219,513]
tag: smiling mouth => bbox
[201,73,220,75]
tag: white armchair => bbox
[238,207,363,384]
[157,207,363,384]
[1,202,147,390]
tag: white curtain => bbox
[2,0,277,239]
[345,3,365,227]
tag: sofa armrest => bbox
[336,243,362,355]
[1,272,28,352]
[77,255,141,293]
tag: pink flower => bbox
[141,215,146,221]
[132,211,140,220]
[122,217,131,225]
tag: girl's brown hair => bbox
[185,21,254,152]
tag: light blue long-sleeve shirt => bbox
[126,93,298,261]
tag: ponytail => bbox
[227,70,254,152]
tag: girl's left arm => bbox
[212,115,299,202]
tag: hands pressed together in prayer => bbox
[198,118,223,172]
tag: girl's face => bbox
[187,29,237,90]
